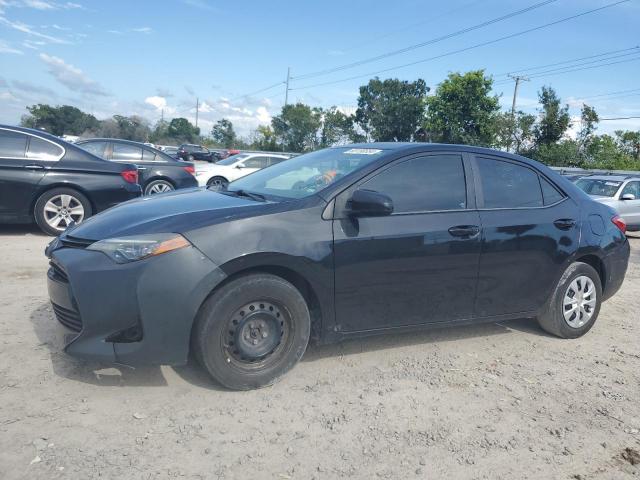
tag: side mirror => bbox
[235,164,245,169]
[621,193,636,201]
[347,189,393,217]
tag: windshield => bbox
[217,153,250,166]
[229,147,386,199]
[575,178,622,197]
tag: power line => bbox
[228,81,285,102]
[292,0,558,81]
[290,0,630,91]
[600,116,640,120]
[492,53,640,86]
[494,46,639,77]
[578,87,640,99]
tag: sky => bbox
[0,0,639,138]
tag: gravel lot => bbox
[1,226,639,480]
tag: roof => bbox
[581,175,640,181]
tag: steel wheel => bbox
[563,275,597,328]
[145,180,174,195]
[43,194,85,231]
[222,300,291,371]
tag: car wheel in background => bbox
[144,179,175,196]
[207,176,228,191]
[537,261,602,338]
[187,155,195,162]
[34,187,92,236]
[193,273,311,390]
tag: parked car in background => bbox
[0,125,141,235]
[160,146,180,159]
[194,152,291,189]
[575,175,640,231]
[76,139,198,196]
[46,143,629,389]
[177,144,220,163]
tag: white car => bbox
[194,153,291,189]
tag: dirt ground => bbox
[0,226,639,480]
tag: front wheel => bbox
[34,188,92,236]
[537,262,602,338]
[193,274,311,390]
[207,176,228,191]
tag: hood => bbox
[64,188,272,240]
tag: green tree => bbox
[21,104,99,136]
[272,103,322,152]
[167,117,200,143]
[211,119,237,147]
[249,125,279,151]
[496,110,536,154]
[320,107,362,147]
[615,130,640,160]
[577,104,599,157]
[355,77,428,142]
[533,86,570,146]
[424,70,499,146]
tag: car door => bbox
[332,152,481,332]
[0,129,59,220]
[617,180,640,228]
[471,154,579,318]
[235,156,269,179]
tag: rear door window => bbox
[476,157,543,209]
[112,143,143,161]
[0,129,28,158]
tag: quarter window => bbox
[26,137,64,160]
[362,154,467,213]
[0,130,28,158]
[142,149,157,162]
[112,143,142,161]
[539,176,564,205]
[477,157,543,209]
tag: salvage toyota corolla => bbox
[46,143,630,390]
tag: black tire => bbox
[187,154,195,162]
[537,262,602,338]
[207,176,229,190]
[144,179,175,196]
[34,187,92,236]
[193,273,310,390]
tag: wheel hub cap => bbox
[563,275,596,328]
[226,301,285,363]
[44,194,84,231]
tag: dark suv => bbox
[0,125,141,235]
[177,144,220,163]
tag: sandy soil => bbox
[1,225,639,480]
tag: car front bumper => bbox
[46,242,226,366]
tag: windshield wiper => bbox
[225,189,266,202]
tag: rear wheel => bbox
[537,262,602,338]
[187,154,195,162]
[34,188,92,236]
[207,176,228,191]
[144,179,175,195]
[193,273,310,390]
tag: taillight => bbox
[612,215,627,234]
[183,166,195,175]
[120,169,138,184]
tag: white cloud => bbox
[0,16,71,44]
[0,38,22,53]
[39,53,109,96]
[144,95,167,110]
[132,26,152,34]
[181,0,216,11]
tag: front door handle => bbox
[24,164,45,170]
[448,225,480,238]
[554,218,576,230]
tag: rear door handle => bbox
[448,225,480,238]
[24,164,45,170]
[554,218,576,230]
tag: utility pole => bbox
[161,108,164,123]
[284,67,291,106]
[195,97,199,128]
[508,74,529,114]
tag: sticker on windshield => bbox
[344,148,382,155]
[605,181,620,186]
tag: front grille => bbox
[52,302,83,332]
[60,235,94,249]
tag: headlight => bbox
[87,233,191,263]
